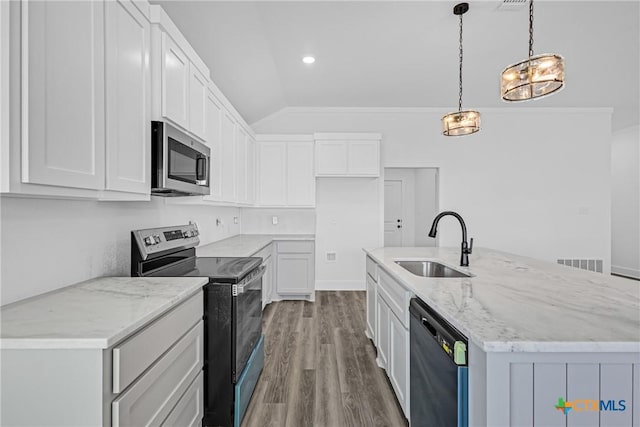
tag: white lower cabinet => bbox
[376,294,390,370]
[0,291,204,427]
[365,273,377,343]
[252,243,274,309]
[367,257,411,420]
[275,241,315,299]
[388,308,409,413]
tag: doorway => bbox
[383,168,439,247]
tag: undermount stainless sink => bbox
[395,260,472,278]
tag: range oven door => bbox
[233,265,265,382]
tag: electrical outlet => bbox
[233,216,238,224]
[216,218,222,226]
[326,252,337,262]
[272,216,278,225]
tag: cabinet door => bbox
[205,90,222,199]
[236,127,248,204]
[287,141,315,206]
[389,310,409,414]
[348,141,379,176]
[366,274,377,343]
[22,0,105,189]
[276,252,314,295]
[188,63,207,141]
[105,0,150,194]
[262,256,272,310]
[257,142,287,206]
[376,297,390,370]
[161,33,189,130]
[220,111,236,202]
[315,141,347,176]
[246,137,256,205]
[161,375,203,427]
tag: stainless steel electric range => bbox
[131,223,264,427]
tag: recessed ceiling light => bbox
[302,56,315,64]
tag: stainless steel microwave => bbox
[151,121,210,196]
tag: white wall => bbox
[414,168,438,247]
[253,107,612,271]
[315,178,381,290]
[240,208,315,234]
[0,197,240,305]
[611,125,640,279]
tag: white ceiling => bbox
[151,1,640,128]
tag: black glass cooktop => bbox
[182,257,262,283]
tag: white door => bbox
[384,180,403,246]
[257,142,287,206]
[105,0,150,194]
[235,127,248,204]
[23,0,105,190]
[376,297,390,370]
[188,63,208,141]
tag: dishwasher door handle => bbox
[421,317,438,337]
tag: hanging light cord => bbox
[528,0,534,59]
[458,13,464,112]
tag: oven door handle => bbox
[235,266,266,295]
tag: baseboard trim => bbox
[315,280,365,291]
[611,265,640,280]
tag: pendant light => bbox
[442,3,480,137]
[501,0,565,101]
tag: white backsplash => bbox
[0,196,240,305]
[240,209,316,234]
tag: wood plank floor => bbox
[242,291,408,427]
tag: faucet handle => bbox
[468,238,474,254]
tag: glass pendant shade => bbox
[501,53,565,101]
[442,110,480,136]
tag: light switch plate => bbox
[272,216,278,225]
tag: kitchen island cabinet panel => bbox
[567,364,600,427]
[533,363,567,427]
[600,364,633,426]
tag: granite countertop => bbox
[364,247,640,353]
[0,276,208,350]
[197,234,315,258]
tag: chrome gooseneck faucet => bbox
[428,211,474,267]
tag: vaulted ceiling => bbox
[151,1,640,129]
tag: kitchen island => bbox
[364,247,640,427]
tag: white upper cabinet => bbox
[314,133,382,177]
[160,33,189,131]
[22,0,105,190]
[188,63,207,141]
[105,0,151,194]
[236,127,248,204]
[287,141,315,206]
[246,136,256,205]
[256,136,315,207]
[220,111,236,202]
[204,89,223,200]
[256,141,287,206]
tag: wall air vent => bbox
[496,0,527,11]
[557,259,603,273]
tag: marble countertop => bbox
[197,234,315,258]
[0,276,207,350]
[365,247,640,353]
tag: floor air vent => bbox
[557,258,603,273]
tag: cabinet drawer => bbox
[366,256,378,282]
[378,269,411,328]
[161,374,203,427]
[113,291,202,393]
[253,243,273,262]
[277,240,314,254]
[112,321,203,427]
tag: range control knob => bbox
[153,235,161,244]
[143,236,153,246]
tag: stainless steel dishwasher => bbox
[409,298,468,427]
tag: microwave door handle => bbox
[196,157,207,185]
